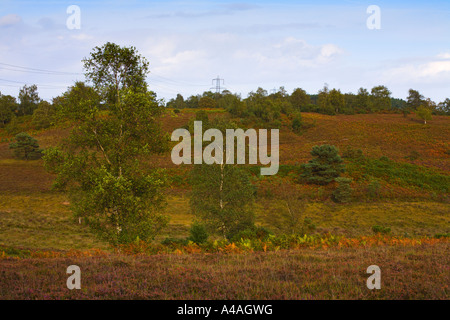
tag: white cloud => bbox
[71,33,94,41]
[0,14,22,27]
[382,53,450,83]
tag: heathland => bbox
[0,110,449,299]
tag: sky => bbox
[0,0,449,103]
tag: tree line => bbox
[166,86,450,121]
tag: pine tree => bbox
[301,145,345,185]
[9,132,43,160]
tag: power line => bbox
[0,78,71,89]
[0,62,83,75]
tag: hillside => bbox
[0,111,449,300]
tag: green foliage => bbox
[290,88,310,111]
[229,225,272,243]
[332,177,353,203]
[370,85,392,111]
[5,115,21,136]
[44,43,169,245]
[367,178,381,199]
[342,147,364,161]
[416,105,432,124]
[0,93,17,126]
[18,84,40,116]
[199,96,217,109]
[188,222,209,244]
[190,162,256,240]
[195,110,209,124]
[9,132,43,160]
[291,112,303,134]
[372,225,391,234]
[347,157,450,193]
[406,89,424,111]
[82,42,150,105]
[32,101,56,129]
[301,145,345,185]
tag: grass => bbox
[1,192,448,250]
[1,243,448,299]
[347,157,450,193]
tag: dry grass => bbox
[1,243,448,299]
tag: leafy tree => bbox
[332,177,353,203]
[370,85,391,111]
[18,84,40,116]
[290,88,310,111]
[82,42,150,105]
[44,43,169,245]
[416,105,432,124]
[301,145,345,185]
[406,89,424,111]
[199,96,217,109]
[57,82,101,119]
[354,88,370,113]
[269,86,293,115]
[5,115,22,136]
[9,132,43,160]
[437,98,450,115]
[190,164,255,239]
[190,119,256,239]
[317,86,345,115]
[32,101,56,129]
[327,89,346,114]
[0,93,17,126]
[185,95,200,109]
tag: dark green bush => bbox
[229,226,272,242]
[188,222,209,244]
[9,132,43,160]
[372,225,391,234]
[332,177,353,203]
[301,145,345,185]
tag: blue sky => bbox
[0,0,449,102]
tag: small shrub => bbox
[291,112,303,134]
[230,226,272,242]
[332,177,353,203]
[188,222,209,244]
[342,147,364,160]
[161,237,189,248]
[367,178,381,198]
[372,225,391,234]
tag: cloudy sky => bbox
[0,0,449,103]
